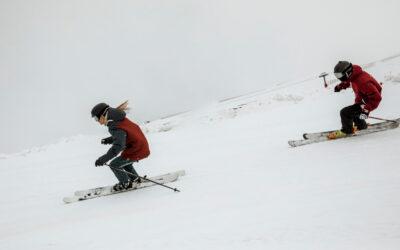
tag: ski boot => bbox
[328,130,347,139]
[112,181,133,192]
[352,123,370,133]
[131,176,142,184]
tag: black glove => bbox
[334,85,341,92]
[95,158,106,167]
[101,137,113,145]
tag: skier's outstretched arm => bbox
[96,129,127,165]
[334,81,351,92]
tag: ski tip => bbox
[63,197,74,204]
[177,170,186,177]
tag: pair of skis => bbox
[288,118,400,147]
[63,170,185,204]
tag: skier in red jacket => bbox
[329,61,382,138]
[91,101,150,191]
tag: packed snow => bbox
[1,56,400,249]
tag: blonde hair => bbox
[103,100,130,126]
[116,100,131,113]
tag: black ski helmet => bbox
[91,103,109,120]
[334,61,353,81]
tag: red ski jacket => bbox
[336,65,382,114]
[118,118,150,161]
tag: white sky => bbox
[1,0,400,153]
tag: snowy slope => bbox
[1,56,400,250]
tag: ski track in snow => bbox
[1,57,400,249]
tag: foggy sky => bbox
[1,0,400,153]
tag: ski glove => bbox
[359,104,369,120]
[359,112,368,120]
[95,159,106,167]
[101,137,113,145]
[334,85,341,92]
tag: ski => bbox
[63,170,185,204]
[303,118,400,139]
[289,121,399,147]
[74,170,185,196]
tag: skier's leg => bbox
[109,156,133,183]
[123,162,139,181]
[340,104,362,134]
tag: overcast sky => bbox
[1,0,400,153]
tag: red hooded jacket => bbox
[336,65,382,114]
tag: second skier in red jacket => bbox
[329,61,382,138]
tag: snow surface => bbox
[1,56,400,249]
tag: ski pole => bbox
[368,116,399,123]
[105,164,180,192]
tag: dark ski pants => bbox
[109,156,139,183]
[340,104,367,134]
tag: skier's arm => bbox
[98,129,127,163]
[334,81,351,92]
[336,81,351,90]
[361,82,382,113]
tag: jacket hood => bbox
[349,65,363,81]
[106,107,126,125]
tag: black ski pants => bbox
[340,104,367,134]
